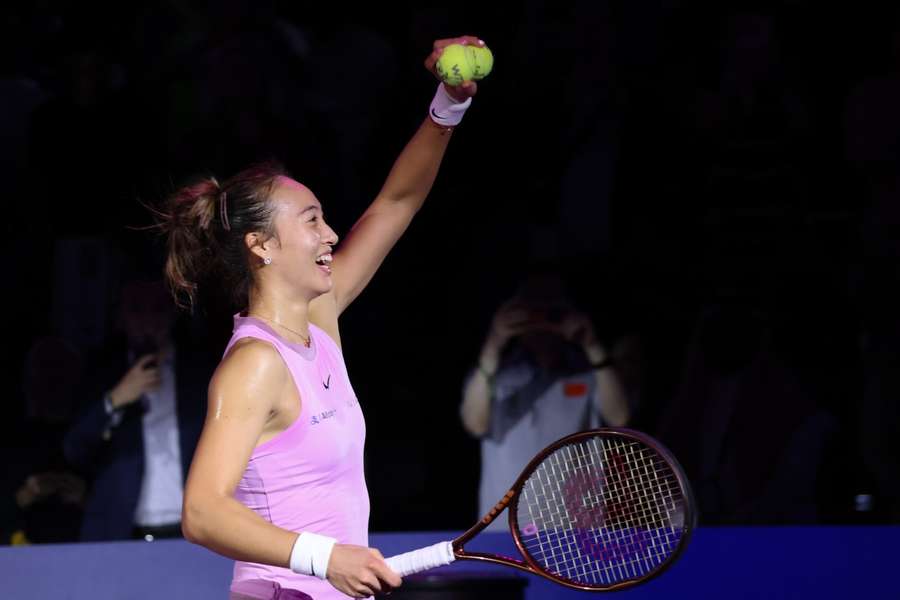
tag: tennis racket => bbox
[385,428,696,591]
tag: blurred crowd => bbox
[2,1,899,544]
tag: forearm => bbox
[375,116,454,210]
[460,339,504,437]
[330,114,460,311]
[182,492,297,568]
[63,397,117,469]
[584,344,630,427]
[461,369,492,437]
[593,370,630,427]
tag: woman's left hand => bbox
[424,35,485,101]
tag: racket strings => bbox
[516,436,687,587]
[520,464,678,584]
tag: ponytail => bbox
[156,161,285,312]
[159,178,221,310]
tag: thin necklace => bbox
[249,313,311,348]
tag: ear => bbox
[245,231,269,261]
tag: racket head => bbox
[506,428,696,591]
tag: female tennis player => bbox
[160,36,485,599]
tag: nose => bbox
[322,222,338,246]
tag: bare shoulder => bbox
[219,337,285,376]
[210,338,288,413]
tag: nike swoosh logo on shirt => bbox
[323,374,331,389]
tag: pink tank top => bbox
[225,314,369,599]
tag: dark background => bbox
[2,0,899,536]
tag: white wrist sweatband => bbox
[290,532,337,580]
[428,82,472,128]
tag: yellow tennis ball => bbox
[467,45,494,80]
[436,43,475,86]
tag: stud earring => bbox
[263,257,272,265]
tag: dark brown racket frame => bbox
[448,428,697,592]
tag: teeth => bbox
[316,254,332,265]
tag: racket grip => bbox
[384,541,455,577]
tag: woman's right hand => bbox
[109,354,160,408]
[326,544,402,598]
[424,35,484,101]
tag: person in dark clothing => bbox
[64,277,212,541]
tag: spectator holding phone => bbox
[64,275,213,541]
[460,266,630,530]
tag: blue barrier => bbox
[0,527,895,599]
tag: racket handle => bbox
[384,541,455,577]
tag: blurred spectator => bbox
[63,277,211,541]
[460,266,630,531]
[657,302,836,524]
[1,336,85,545]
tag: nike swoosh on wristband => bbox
[431,107,446,120]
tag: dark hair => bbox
[157,161,287,311]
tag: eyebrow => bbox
[299,205,321,216]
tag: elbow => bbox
[609,414,629,428]
[180,504,201,545]
[462,422,486,438]
[181,495,211,546]
[608,406,630,428]
[181,519,200,546]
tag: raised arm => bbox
[558,312,630,427]
[461,300,535,437]
[584,341,630,427]
[327,36,485,315]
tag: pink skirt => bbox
[229,579,313,600]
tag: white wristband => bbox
[290,532,337,580]
[429,82,472,128]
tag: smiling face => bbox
[259,177,338,301]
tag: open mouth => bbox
[315,253,333,273]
